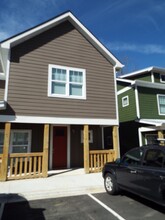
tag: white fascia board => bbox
[0,12,123,70]
[135,80,165,89]
[116,78,133,84]
[137,119,164,126]
[0,101,6,109]
[0,115,119,126]
[120,66,165,79]
[119,67,154,78]
[1,12,70,49]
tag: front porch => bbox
[0,123,119,181]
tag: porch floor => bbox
[0,168,104,203]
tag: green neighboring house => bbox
[117,66,165,155]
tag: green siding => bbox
[117,81,130,91]
[118,88,136,122]
[138,87,165,119]
[126,73,151,82]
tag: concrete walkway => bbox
[0,169,105,203]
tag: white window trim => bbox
[48,64,86,100]
[122,95,129,107]
[81,130,93,143]
[157,94,165,115]
[0,129,32,153]
[160,74,165,83]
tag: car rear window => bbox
[143,149,165,168]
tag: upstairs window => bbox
[160,74,165,83]
[122,96,129,107]
[157,94,165,115]
[48,65,86,99]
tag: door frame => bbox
[49,125,70,169]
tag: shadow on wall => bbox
[0,193,45,220]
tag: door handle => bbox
[130,170,137,174]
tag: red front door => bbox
[53,127,67,169]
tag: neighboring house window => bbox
[143,149,165,168]
[145,134,158,145]
[0,130,31,153]
[160,74,165,83]
[48,64,86,99]
[81,130,93,143]
[157,94,165,115]
[122,96,129,107]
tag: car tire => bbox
[104,173,119,195]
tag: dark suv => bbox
[102,145,165,206]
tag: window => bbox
[48,64,86,99]
[0,130,31,153]
[122,96,129,107]
[143,149,165,168]
[81,130,93,143]
[121,148,143,166]
[160,74,165,83]
[145,134,158,145]
[157,94,165,115]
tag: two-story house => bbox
[117,66,165,155]
[0,11,123,181]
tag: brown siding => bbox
[0,123,43,152]
[7,21,116,119]
[0,80,5,100]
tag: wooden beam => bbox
[112,126,120,160]
[0,123,11,181]
[83,125,89,174]
[158,130,164,146]
[42,124,49,177]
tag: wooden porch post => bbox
[158,130,164,146]
[112,126,120,160]
[0,122,11,181]
[83,125,89,174]
[42,124,49,177]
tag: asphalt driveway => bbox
[2,192,165,220]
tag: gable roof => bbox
[0,11,123,70]
[119,66,165,79]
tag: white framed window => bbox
[157,94,165,115]
[160,74,165,83]
[122,96,129,107]
[0,130,31,154]
[48,64,86,99]
[81,130,93,143]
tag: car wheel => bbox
[104,173,119,195]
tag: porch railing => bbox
[7,152,44,180]
[89,149,115,173]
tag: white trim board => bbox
[0,115,119,126]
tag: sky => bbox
[1,0,165,74]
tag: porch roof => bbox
[137,119,165,127]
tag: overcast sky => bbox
[1,0,165,73]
